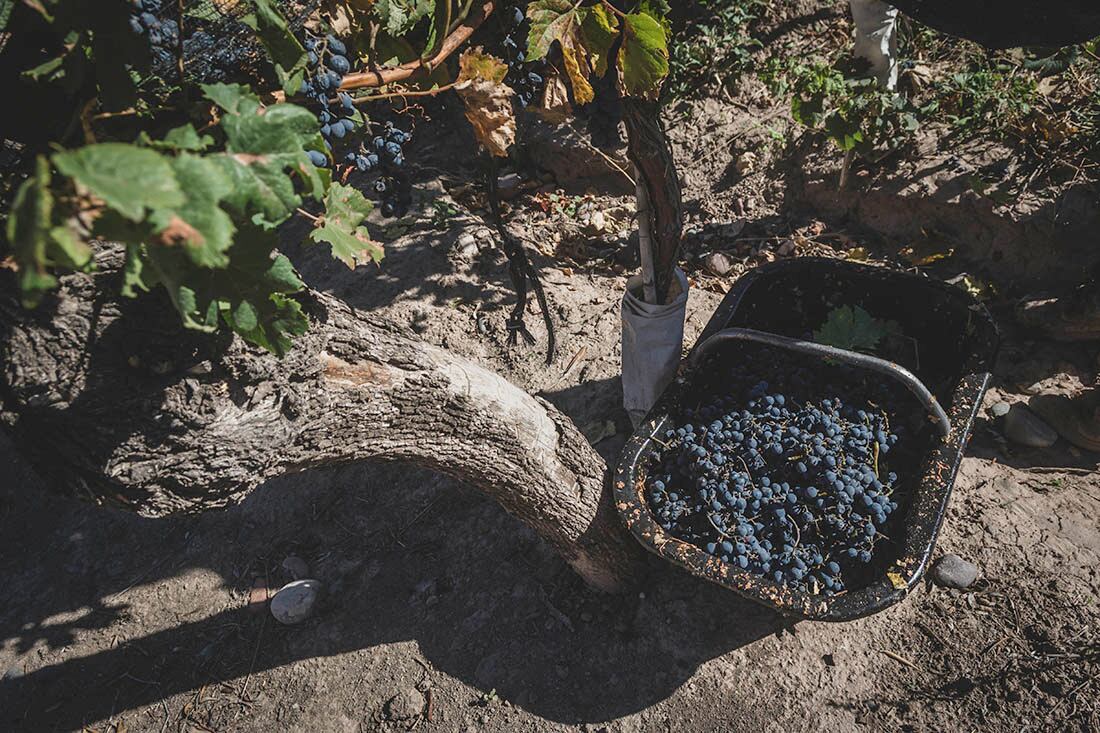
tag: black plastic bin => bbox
[613,258,999,621]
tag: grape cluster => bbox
[341,121,413,216]
[501,6,547,107]
[344,121,409,172]
[645,345,912,596]
[299,34,359,167]
[128,0,179,67]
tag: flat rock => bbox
[1004,404,1058,448]
[385,688,424,721]
[931,553,980,589]
[990,401,1011,418]
[704,252,735,277]
[455,233,478,258]
[270,579,322,625]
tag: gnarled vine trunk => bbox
[0,247,643,592]
[623,97,683,305]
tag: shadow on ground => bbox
[0,375,784,732]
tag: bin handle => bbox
[688,328,951,438]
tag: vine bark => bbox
[623,97,683,305]
[0,248,643,592]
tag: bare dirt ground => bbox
[3,4,1100,732]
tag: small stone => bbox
[777,238,797,257]
[735,151,757,176]
[385,688,425,721]
[1004,404,1058,448]
[270,579,322,625]
[497,172,523,199]
[281,555,309,581]
[931,553,980,589]
[587,210,607,234]
[704,252,734,277]
[456,233,478,258]
[990,401,1011,418]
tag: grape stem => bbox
[270,2,493,103]
[705,512,732,540]
[347,81,459,105]
[599,1,628,19]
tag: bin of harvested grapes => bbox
[614,258,998,621]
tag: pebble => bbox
[990,401,1011,418]
[704,251,735,277]
[281,555,309,581]
[497,172,523,199]
[735,151,757,176]
[456,233,478,258]
[270,579,322,625]
[586,210,608,234]
[1003,404,1058,448]
[931,553,980,589]
[385,688,425,721]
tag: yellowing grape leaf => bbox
[527,0,597,104]
[535,69,573,123]
[455,49,515,157]
[581,4,617,78]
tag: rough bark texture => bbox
[623,97,683,305]
[0,247,642,592]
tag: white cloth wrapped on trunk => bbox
[850,0,900,90]
[621,268,689,427]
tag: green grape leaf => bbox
[617,11,669,99]
[52,143,185,222]
[141,124,215,152]
[141,224,307,353]
[0,0,14,31]
[242,0,308,96]
[6,157,60,305]
[204,83,327,222]
[148,153,236,268]
[813,305,902,354]
[309,183,382,268]
[374,0,434,37]
[121,243,149,298]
